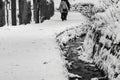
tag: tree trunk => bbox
[11,0,16,26]
[0,0,5,27]
[27,1,32,24]
[22,0,29,24]
[18,0,23,24]
[19,0,31,25]
[33,0,36,22]
[33,0,40,23]
[39,0,46,23]
[39,0,54,23]
[5,0,9,26]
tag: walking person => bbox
[59,0,70,21]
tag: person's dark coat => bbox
[59,0,70,21]
[59,0,68,13]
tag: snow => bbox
[56,0,120,79]
[69,0,99,5]
[0,12,85,80]
[54,0,100,8]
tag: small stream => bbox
[58,34,107,80]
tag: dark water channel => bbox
[59,34,108,80]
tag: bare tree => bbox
[11,0,16,25]
[33,0,40,23]
[0,0,5,27]
[39,0,54,23]
[19,0,32,25]
[5,0,10,25]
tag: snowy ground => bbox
[0,12,87,80]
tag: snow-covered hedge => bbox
[56,22,120,80]
[56,23,89,48]
[71,3,105,18]
[56,0,120,80]
[85,23,120,80]
[71,3,95,18]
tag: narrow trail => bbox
[0,12,87,80]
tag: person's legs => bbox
[61,12,65,21]
[63,13,65,20]
[64,12,68,20]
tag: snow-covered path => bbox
[0,12,87,80]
